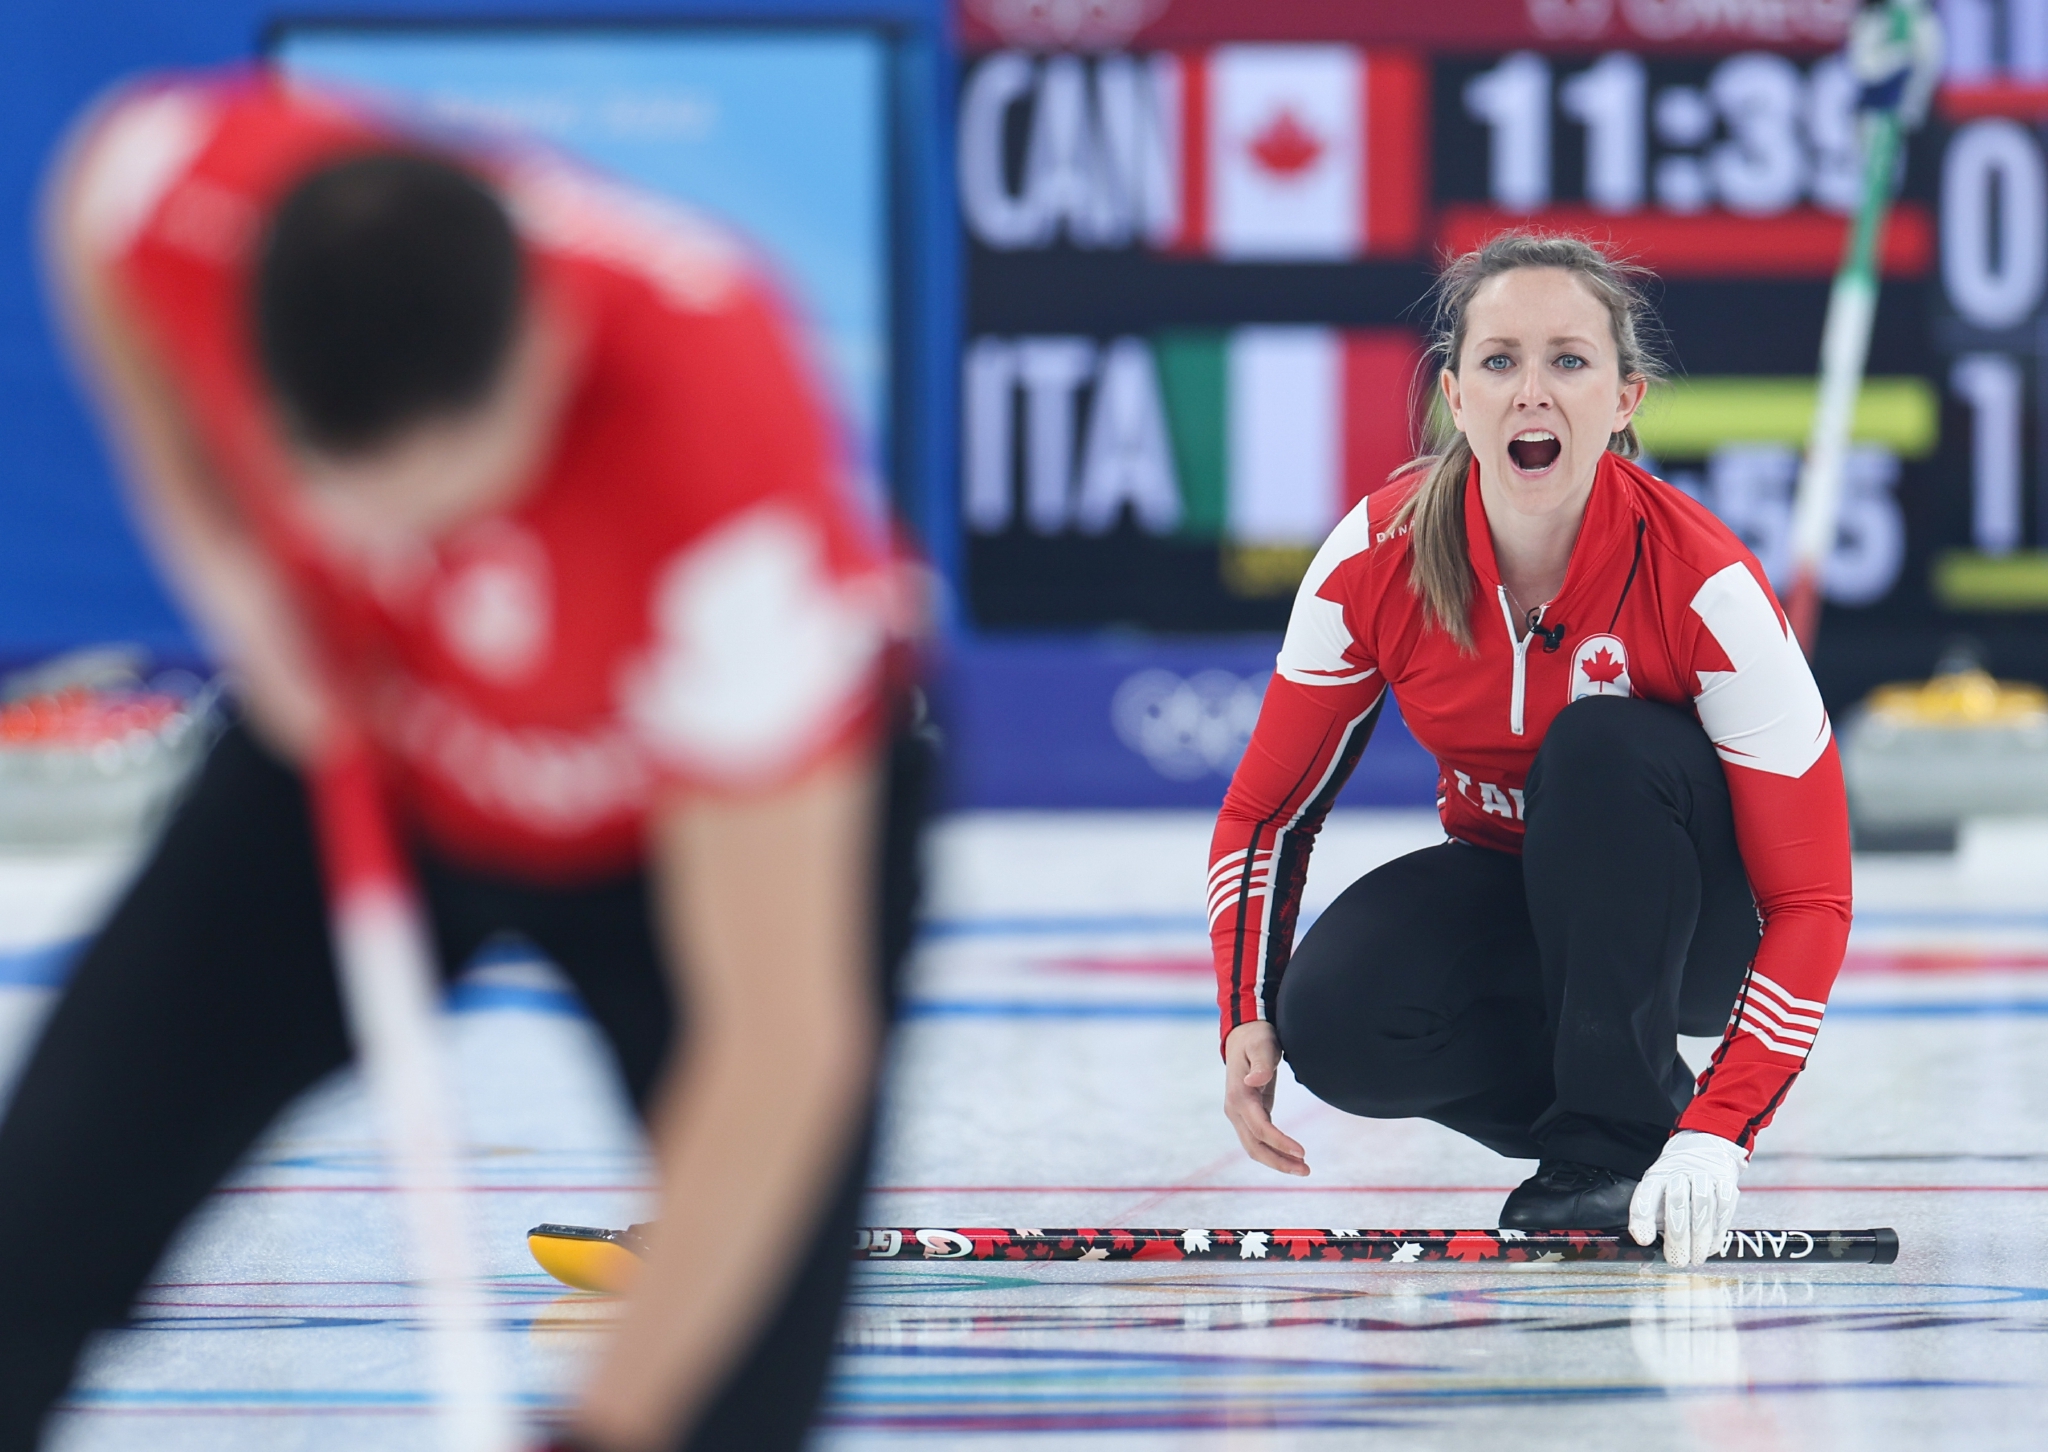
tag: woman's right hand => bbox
[1223,1020,1309,1176]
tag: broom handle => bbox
[309,743,521,1452]
[1784,106,1900,655]
[854,1225,1900,1265]
[1786,0,1939,653]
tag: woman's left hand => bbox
[1628,1130,1748,1267]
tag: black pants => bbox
[1276,696,1761,1180]
[0,719,928,1452]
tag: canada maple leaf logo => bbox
[960,1228,1011,1258]
[1248,109,1324,176]
[1445,1231,1504,1262]
[1581,646,1625,685]
[1273,1229,1329,1260]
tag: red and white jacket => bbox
[89,73,890,883]
[1209,453,1853,1149]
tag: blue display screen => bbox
[274,27,891,474]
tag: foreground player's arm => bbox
[1211,503,1387,1176]
[44,112,333,761]
[574,753,880,1451]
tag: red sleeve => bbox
[1209,504,1385,1051]
[1674,561,1854,1148]
[1210,678,1384,1048]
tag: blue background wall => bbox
[0,0,956,663]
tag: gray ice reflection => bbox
[1628,1274,1744,1386]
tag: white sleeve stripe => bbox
[1736,1015,1815,1059]
[1210,878,1270,919]
[1743,988,1824,1031]
[1208,847,1268,880]
[1739,1006,1817,1043]
[1207,849,1254,885]
[1743,1003,1822,1040]
[1211,859,1272,892]
[1749,969,1829,1015]
[1210,886,1269,929]
[1689,562,1832,780]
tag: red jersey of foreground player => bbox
[1209,453,1852,1148]
[84,75,890,881]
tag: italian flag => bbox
[1156,327,1418,548]
[1160,45,1427,261]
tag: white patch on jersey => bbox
[74,88,220,259]
[1690,562,1832,779]
[1569,633,1633,701]
[432,523,553,684]
[1275,494,1377,686]
[620,506,882,780]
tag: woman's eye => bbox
[1556,354,1586,370]
[1483,355,1511,371]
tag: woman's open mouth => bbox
[1507,430,1561,475]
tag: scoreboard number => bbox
[1941,119,2048,330]
[1461,49,1862,217]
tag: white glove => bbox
[1628,1131,1747,1268]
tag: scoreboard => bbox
[953,0,2048,712]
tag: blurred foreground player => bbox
[5,71,924,1451]
[1211,233,1852,1267]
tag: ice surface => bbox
[0,808,2037,1451]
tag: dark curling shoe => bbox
[1499,1160,1639,1230]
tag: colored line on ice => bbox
[897,1000,2048,1021]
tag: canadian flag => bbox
[956,46,1423,260]
[1209,47,1361,260]
[1174,45,1422,261]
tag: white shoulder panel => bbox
[1275,495,1377,686]
[74,88,219,260]
[1689,562,1831,779]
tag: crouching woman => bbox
[1207,232,1851,1266]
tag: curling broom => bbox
[528,1222,1896,1286]
[1784,0,1940,654]
[850,1225,1899,1264]
[312,741,520,1452]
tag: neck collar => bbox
[1463,451,1638,609]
